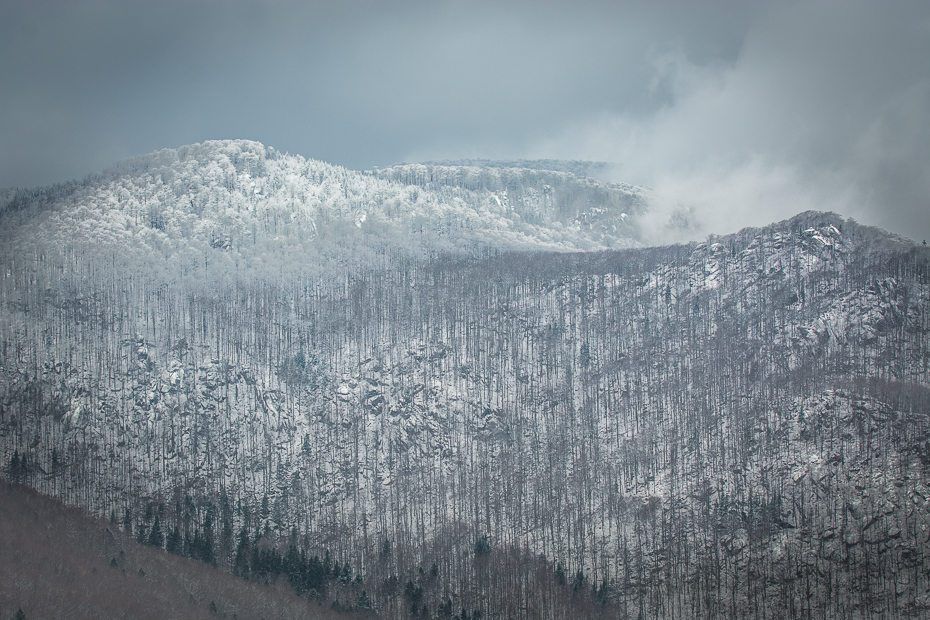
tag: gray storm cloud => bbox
[533,3,930,243]
[1,1,928,243]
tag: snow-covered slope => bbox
[1,143,929,619]
[0,140,645,282]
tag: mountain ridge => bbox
[0,140,648,270]
[1,143,929,619]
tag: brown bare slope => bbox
[0,480,351,620]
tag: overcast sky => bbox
[2,1,928,243]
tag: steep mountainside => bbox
[1,143,929,619]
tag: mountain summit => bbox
[1,140,646,277]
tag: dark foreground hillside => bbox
[0,480,348,620]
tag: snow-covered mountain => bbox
[0,140,645,282]
[1,142,929,619]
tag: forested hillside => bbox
[1,142,929,619]
[0,140,645,277]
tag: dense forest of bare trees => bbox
[1,143,929,619]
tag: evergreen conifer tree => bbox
[148,515,164,547]
[166,524,182,555]
[572,569,585,591]
[201,514,216,565]
[234,526,251,577]
[474,534,491,556]
[8,450,20,481]
[123,507,133,535]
